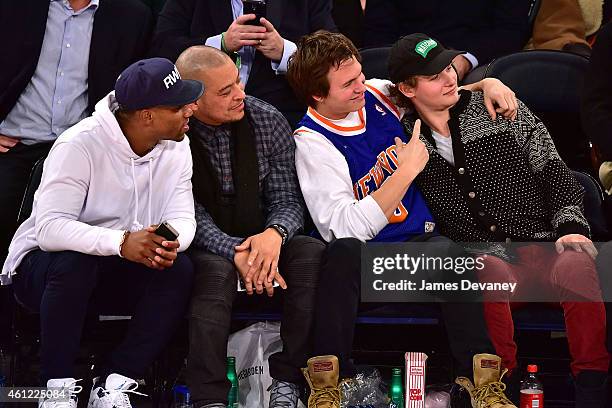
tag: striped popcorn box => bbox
[404,352,428,408]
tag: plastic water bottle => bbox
[388,367,405,408]
[520,364,544,408]
[226,356,239,408]
[172,384,193,408]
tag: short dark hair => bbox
[287,31,361,107]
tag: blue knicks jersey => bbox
[297,85,436,242]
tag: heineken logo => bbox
[415,39,437,58]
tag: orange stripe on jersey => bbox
[365,84,400,119]
[307,107,365,132]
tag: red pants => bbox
[478,245,609,376]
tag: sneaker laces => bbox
[41,379,83,407]
[268,379,299,407]
[473,369,514,406]
[98,383,147,408]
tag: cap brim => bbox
[417,49,465,76]
[159,79,204,107]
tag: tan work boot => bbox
[455,354,516,408]
[302,355,341,408]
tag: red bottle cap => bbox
[527,364,538,373]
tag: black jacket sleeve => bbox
[581,22,612,161]
[151,0,205,61]
[364,0,530,64]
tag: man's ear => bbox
[312,94,324,103]
[398,82,416,99]
[138,109,154,124]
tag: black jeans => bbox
[0,141,53,260]
[313,235,495,379]
[12,250,194,382]
[186,236,324,406]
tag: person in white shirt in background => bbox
[2,58,203,408]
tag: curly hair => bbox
[387,76,418,111]
[287,31,361,107]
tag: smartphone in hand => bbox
[242,0,266,25]
[154,221,179,241]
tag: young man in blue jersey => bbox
[287,31,519,407]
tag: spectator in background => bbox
[139,0,167,18]
[582,21,612,195]
[332,0,366,48]
[0,0,154,264]
[175,46,325,408]
[527,0,600,58]
[152,0,336,127]
[363,0,532,80]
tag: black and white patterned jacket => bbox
[403,90,589,243]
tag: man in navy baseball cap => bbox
[3,60,203,408]
[113,57,204,152]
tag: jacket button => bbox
[490,225,497,232]
[468,192,476,199]
[458,168,465,175]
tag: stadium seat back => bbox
[481,50,592,171]
[360,46,391,80]
[17,157,45,226]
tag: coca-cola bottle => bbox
[520,364,544,408]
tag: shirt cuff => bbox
[360,195,390,234]
[205,34,222,50]
[271,39,297,74]
[463,52,479,70]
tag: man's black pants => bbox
[185,236,324,405]
[313,235,496,379]
[13,249,194,383]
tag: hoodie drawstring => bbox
[130,158,140,231]
[129,157,153,231]
[148,158,153,227]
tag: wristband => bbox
[270,224,288,246]
[221,32,242,69]
[118,230,130,258]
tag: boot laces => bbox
[473,369,513,407]
[310,386,341,407]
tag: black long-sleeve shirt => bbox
[581,21,612,161]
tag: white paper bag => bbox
[227,322,282,408]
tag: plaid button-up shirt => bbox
[189,96,305,260]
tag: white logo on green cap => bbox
[415,39,438,58]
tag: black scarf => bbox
[190,116,265,237]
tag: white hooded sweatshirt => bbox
[1,92,196,284]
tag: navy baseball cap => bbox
[388,33,465,83]
[115,57,204,110]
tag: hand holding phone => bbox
[242,0,267,25]
[154,221,179,242]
